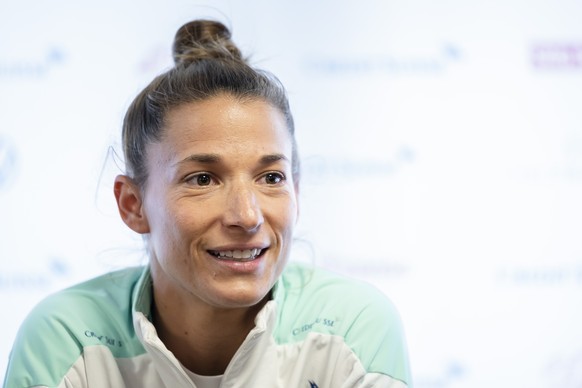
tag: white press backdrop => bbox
[1,1,582,387]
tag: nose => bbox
[223,182,264,232]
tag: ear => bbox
[114,175,150,234]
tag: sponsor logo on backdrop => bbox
[305,43,462,75]
[303,145,414,181]
[497,264,582,286]
[0,47,66,78]
[531,43,582,70]
[0,257,70,290]
[415,361,466,388]
[0,135,18,191]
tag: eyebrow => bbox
[174,153,290,167]
[258,153,290,166]
[175,153,221,166]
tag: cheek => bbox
[146,202,191,257]
[276,197,298,237]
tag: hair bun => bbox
[172,20,243,66]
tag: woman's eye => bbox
[263,172,285,185]
[187,173,213,186]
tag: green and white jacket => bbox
[4,263,411,388]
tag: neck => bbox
[151,287,268,376]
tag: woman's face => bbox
[141,94,298,310]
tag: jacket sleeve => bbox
[3,294,87,388]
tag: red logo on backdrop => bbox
[532,43,582,69]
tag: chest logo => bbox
[308,380,319,388]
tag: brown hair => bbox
[121,19,298,188]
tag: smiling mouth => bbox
[208,248,265,262]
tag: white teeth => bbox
[212,248,262,261]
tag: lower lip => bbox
[209,252,265,274]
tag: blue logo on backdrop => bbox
[0,135,18,191]
[0,47,66,78]
[305,43,463,75]
[415,361,466,388]
[303,145,415,182]
[497,264,582,286]
[0,257,70,290]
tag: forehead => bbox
[159,95,292,156]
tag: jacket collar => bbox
[130,265,282,387]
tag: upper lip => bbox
[207,243,269,252]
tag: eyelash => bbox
[185,173,215,187]
[184,171,286,187]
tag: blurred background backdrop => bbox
[1,1,581,386]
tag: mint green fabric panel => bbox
[4,293,85,387]
[274,263,339,340]
[342,283,411,383]
[3,267,147,387]
[274,263,410,384]
[55,266,148,358]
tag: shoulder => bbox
[26,266,144,337]
[276,262,411,383]
[279,262,400,319]
[4,266,146,387]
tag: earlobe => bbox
[114,175,150,234]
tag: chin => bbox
[210,283,272,309]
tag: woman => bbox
[4,20,411,387]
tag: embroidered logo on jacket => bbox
[308,380,318,388]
